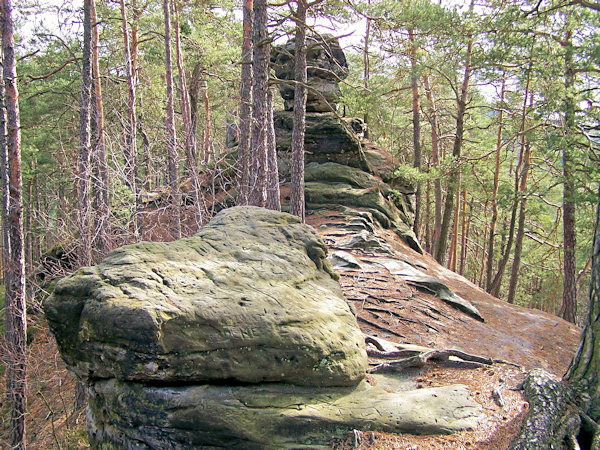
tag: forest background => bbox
[1,0,599,447]
[0,0,598,364]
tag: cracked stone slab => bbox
[329,251,364,270]
[379,258,484,322]
[87,376,482,449]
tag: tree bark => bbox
[507,87,534,305]
[248,0,269,207]
[363,1,370,139]
[408,28,421,239]
[266,87,280,211]
[485,73,506,292]
[78,0,93,266]
[434,38,472,265]
[1,0,28,445]
[163,0,181,239]
[238,0,253,205]
[559,30,577,324]
[290,0,307,221]
[90,0,110,258]
[423,74,442,253]
[119,0,142,239]
[0,47,8,282]
[172,0,201,229]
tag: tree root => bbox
[364,335,522,374]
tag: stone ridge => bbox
[44,206,367,387]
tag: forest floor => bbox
[0,208,581,449]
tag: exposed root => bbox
[364,335,522,374]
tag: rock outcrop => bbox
[45,207,482,448]
[271,34,348,112]
[45,207,366,387]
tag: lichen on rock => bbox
[45,206,367,387]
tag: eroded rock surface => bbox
[45,207,484,448]
[271,34,348,112]
[45,207,366,387]
[87,376,480,449]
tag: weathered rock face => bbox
[45,207,482,448]
[45,206,367,387]
[272,34,348,112]
[86,377,480,449]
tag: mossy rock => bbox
[86,376,481,449]
[44,207,367,387]
[274,111,371,174]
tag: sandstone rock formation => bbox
[271,34,348,112]
[45,207,482,448]
[45,207,366,387]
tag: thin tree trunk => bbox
[559,30,577,324]
[1,0,27,444]
[449,176,461,272]
[425,174,431,253]
[119,0,141,239]
[290,0,307,220]
[423,74,442,254]
[163,0,181,239]
[434,38,472,265]
[266,87,280,211]
[408,28,421,238]
[78,0,93,267]
[189,62,202,164]
[90,0,110,258]
[459,189,468,276]
[201,80,211,165]
[363,1,370,139]
[507,89,534,305]
[485,73,506,292]
[238,0,253,205]
[248,0,269,207]
[489,60,532,298]
[0,47,8,285]
[507,141,531,304]
[172,0,201,228]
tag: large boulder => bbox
[45,207,483,448]
[45,206,367,387]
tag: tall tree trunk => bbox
[238,0,253,205]
[119,0,142,238]
[423,74,442,255]
[90,0,110,258]
[408,28,422,238]
[1,0,27,445]
[363,0,370,139]
[459,189,468,276]
[559,30,577,323]
[163,0,181,239]
[448,176,461,272]
[78,0,93,267]
[0,47,8,284]
[507,141,531,304]
[290,0,307,221]
[266,87,280,211]
[434,39,472,265]
[507,89,534,305]
[489,60,532,298]
[248,0,269,207]
[201,80,212,165]
[172,0,201,228]
[485,73,506,292]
